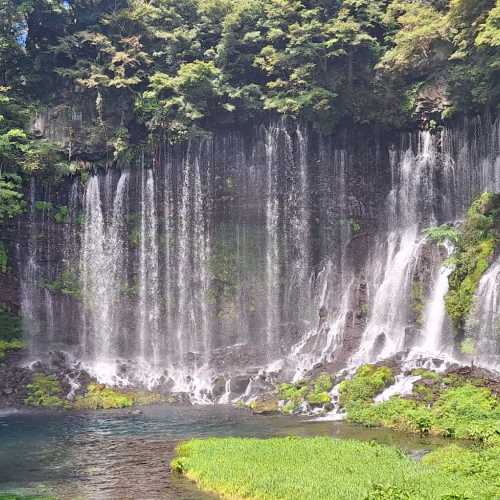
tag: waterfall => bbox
[138,166,160,365]
[354,133,436,363]
[20,179,42,356]
[80,172,129,369]
[264,125,280,357]
[418,243,453,356]
[466,256,500,369]
[162,147,174,367]
[15,118,500,396]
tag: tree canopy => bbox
[0,0,498,178]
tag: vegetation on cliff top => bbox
[0,0,497,225]
[172,436,500,499]
[0,0,498,177]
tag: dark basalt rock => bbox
[211,376,227,400]
[229,375,250,396]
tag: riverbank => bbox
[172,436,500,499]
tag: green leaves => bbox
[444,192,499,331]
[0,0,498,150]
[139,61,229,133]
[172,436,500,499]
[25,374,68,408]
[0,172,25,222]
[339,365,394,410]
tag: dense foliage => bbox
[342,365,500,445]
[172,436,500,499]
[278,373,334,413]
[440,192,500,333]
[0,305,25,359]
[24,374,69,408]
[0,0,498,171]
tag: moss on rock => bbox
[278,373,334,414]
[24,374,69,408]
[445,192,500,332]
[74,383,134,410]
[338,365,394,410]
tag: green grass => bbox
[343,367,500,444]
[0,339,25,360]
[172,437,499,499]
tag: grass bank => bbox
[172,436,499,499]
[340,365,500,444]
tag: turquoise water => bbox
[0,405,452,499]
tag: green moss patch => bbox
[343,366,500,444]
[339,365,394,410]
[172,437,499,500]
[24,374,69,409]
[0,339,25,360]
[444,192,500,331]
[73,383,165,410]
[278,373,333,414]
[74,383,134,410]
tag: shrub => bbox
[74,383,134,410]
[0,339,25,360]
[278,373,333,413]
[346,376,500,442]
[25,374,68,408]
[445,192,500,331]
[339,365,394,410]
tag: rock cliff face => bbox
[2,116,499,401]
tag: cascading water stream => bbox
[80,171,129,376]
[466,256,500,369]
[415,242,453,358]
[264,125,280,358]
[352,132,437,364]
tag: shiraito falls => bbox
[1,0,500,498]
[12,118,500,397]
[2,116,500,499]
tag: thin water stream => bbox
[0,405,456,500]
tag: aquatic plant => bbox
[172,437,499,499]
